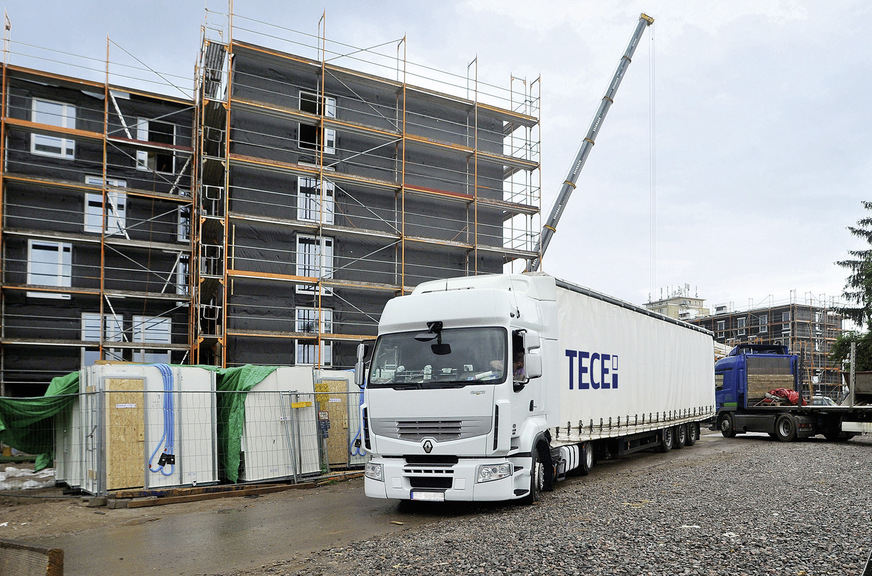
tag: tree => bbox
[830,331,872,372]
[834,201,872,371]
[836,200,872,329]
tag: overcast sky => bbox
[4,0,870,311]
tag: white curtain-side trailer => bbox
[359,273,715,503]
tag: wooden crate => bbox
[747,374,795,400]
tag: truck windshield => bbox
[368,327,507,388]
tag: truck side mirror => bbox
[523,331,541,351]
[354,343,367,389]
[524,353,542,379]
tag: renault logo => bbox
[422,439,433,453]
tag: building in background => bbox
[645,284,709,321]
[690,295,844,393]
[0,13,541,396]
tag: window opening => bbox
[295,307,333,333]
[27,240,72,299]
[299,91,336,154]
[132,315,172,364]
[81,313,124,366]
[297,176,335,223]
[136,118,176,173]
[296,341,333,367]
[84,176,127,235]
[296,235,334,295]
[31,98,75,158]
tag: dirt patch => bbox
[0,463,261,541]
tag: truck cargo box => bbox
[555,280,715,443]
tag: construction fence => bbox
[0,365,367,497]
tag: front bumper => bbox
[364,456,531,502]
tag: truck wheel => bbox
[523,449,544,505]
[579,442,594,476]
[685,422,699,446]
[718,413,736,438]
[674,424,687,449]
[659,427,673,452]
[774,414,797,442]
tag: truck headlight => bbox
[365,461,384,482]
[476,462,512,483]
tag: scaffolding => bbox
[0,20,196,395]
[694,292,845,393]
[192,10,541,368]
[0,7,540,393]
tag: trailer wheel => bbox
[579,442,594,476]
[685,422,699,446]
[674,424,687,449]
[523,448,544,505]
[774,414,797,442]
[659,427,674,452]
[718,413,737,438]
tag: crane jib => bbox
[527,13,653,273]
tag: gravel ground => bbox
[234,434,872,576]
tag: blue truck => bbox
[714,344,872,441]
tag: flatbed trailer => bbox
[714,344,872,441]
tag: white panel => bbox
[241,367,320,482]
[556,286,715,438]
[143,366,218,489]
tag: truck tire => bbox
[579,442,594,476]
[718,413,737,438]
[523,448,545,505]
[659,427,673,452]
[685,422,699,446]
[674,424,687,449]
[774,414,797,442]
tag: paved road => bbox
[29,434,733,575]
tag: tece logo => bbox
[565,350,619,390]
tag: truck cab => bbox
[359,274,556,502]
[715,344,795,412]
[715,344,810,440]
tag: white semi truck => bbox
[357,273,715,503]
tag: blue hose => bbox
[148,364,175,476]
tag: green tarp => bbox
[0,372,80,471]
[214,364,278,483]
[0,365,280,483]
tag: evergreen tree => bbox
[833,201,872,369]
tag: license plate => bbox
[410,490,445,502]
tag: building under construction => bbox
[690,296,844,392]
[0,13,541,396]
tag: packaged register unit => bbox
[240,366,320,482]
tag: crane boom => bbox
[527,13,654,272]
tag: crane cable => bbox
[148,363,176,476]
[648,23,657,303]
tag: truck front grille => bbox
[397,420,463,440]
[370,416,492,442]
